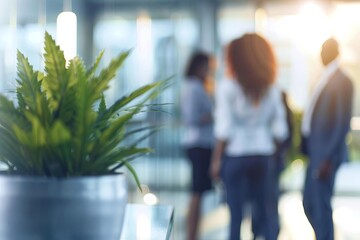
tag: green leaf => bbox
[87,50,104,78]
[87,147,152,178]
[16,51,42,113]
[68,57,86,87]
[56,57,86,127]
[123,161,142,192]
[0,128,29,172]
[96,78,170,127]
[42,31,68,111]
[89,51,130,103]
[0,95,30,131]
[17,50,35,85]
[72,69,96,172]
[98,94,107,116]
[127,126,162,147]
[11,125,33,147]
[12,112,46,147]
[49,121,71,145]
[97,108,140,146]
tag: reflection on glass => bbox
[93,11,198,190]
[137,213,152,239]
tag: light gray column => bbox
[73,1,95,66]
[195,0,218,53]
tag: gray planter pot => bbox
[0,174,127,240]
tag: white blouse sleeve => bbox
[214,80,233,140]
[271,87,289,141]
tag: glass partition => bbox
[93,9,199,190]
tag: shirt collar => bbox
[323,58,339,79]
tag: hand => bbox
[210,140,226,181]
[317,160,332,181]
[210,157,221,181]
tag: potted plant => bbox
[0,32,169,240]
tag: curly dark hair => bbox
[227,33,277,103]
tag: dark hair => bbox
[185,52,210,80]
[227,33,277,102]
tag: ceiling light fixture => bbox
[56,0,77,63]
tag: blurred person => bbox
[252,91,293,240]
[181,51,215,240]
[210,33,288,240]
[301,38,354,240]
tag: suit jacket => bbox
[303,68,353,169]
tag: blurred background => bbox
[0,0,359,239]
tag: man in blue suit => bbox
[301,38,353,240]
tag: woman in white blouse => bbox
[210,33,288,240]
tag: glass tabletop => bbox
[120,204,174,240]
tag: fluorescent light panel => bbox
[56,11,77,63]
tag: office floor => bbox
[129,190,360,240]
[128,160,360,240]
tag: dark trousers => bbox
[252,156,281,240]
[303,164,339,240]
[267,157,282,240]
[221,155,270,240]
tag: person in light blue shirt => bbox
[181,52,215,240]
[211,34,288,240]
